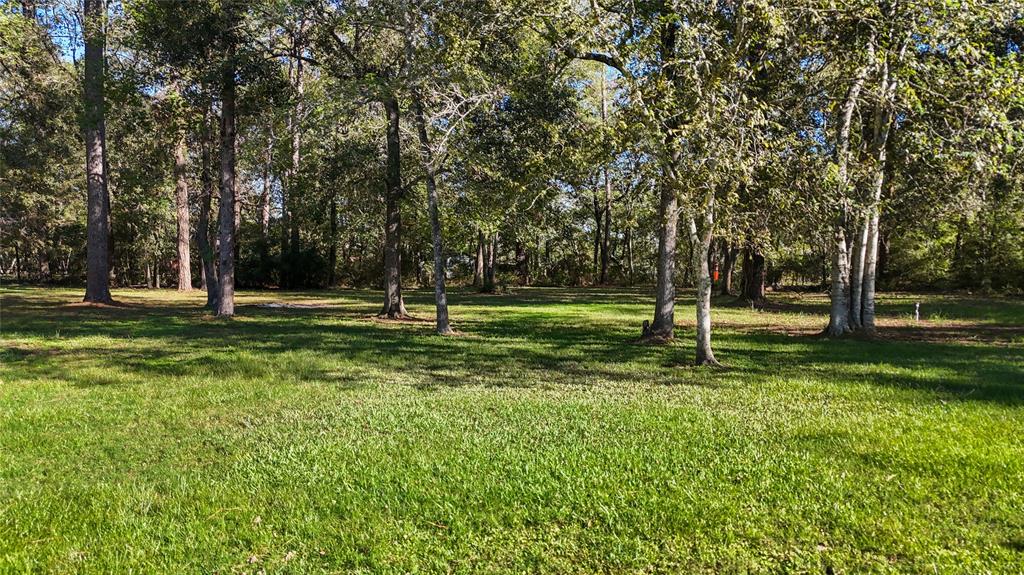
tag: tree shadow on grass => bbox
[2,289,1021,404]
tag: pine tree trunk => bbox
[261,128,272,237]
[328,192,337,287]
[288,37,304,271]
[197,107,218,308]
[215,40,237,317]
[647,176,678,339]
[379,97,407,318]
[474,229,483,288]
[173,135,192,291]
[411,93,451,334]
[82,0,112,304]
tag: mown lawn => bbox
[1,286,1022,574]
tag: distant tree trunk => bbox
[742,246,766,304]
[646,175,678,339]
[197,107,218,307]
[233,137,241,265]
[599,73,612,285]
[825,65,868,336]
[483,232,497,292]
[515,241,529,285]
[411,92,451,334]
[215,35,237,317]
[474,229,483,288]
[592,193,601,279]
[260,127,273,237]
[173,134,192,291]
[287,32,304,272]
[625,228,634,285]
[82,0,113,304]
[720,243,737,296]
[21,0,35,20]
[328,191,337,287]
[849,216,868,328]
[379,96,407,318]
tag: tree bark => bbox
[197,106,218,308]
[688,209,718,366]
[849,215,868,328]
[328,191,337,286]
[173,134,192,291]
[474,229,483,287]
[824,64,868,336]
[483,232,497,292]
[599,72,612,285]
[741,246,766,304]
[215,36,237,317]
[647,176,678,339]
[720,243,737,296]
[379,97,407,318]
[260,127,273,237]
[82,0,113,304]
[411,93,452,334]
[287,30,304,273]
[861,64,896,334]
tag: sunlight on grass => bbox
[1,287,1022,573]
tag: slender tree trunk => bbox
[861,66,895,334]
[688,210,718,366]
[261,127,273,237]
[411,93,452,334]
[233,137,240,265]
[483,233,497,292]
[173,134,192,291]
[474,229,483,287]
[598,72,613,284]
[197,107,218,307]
[824,65,868,336]
[287,34,304,271]
[849,216,868,328]
[720,243,737,296]
[215,37,237,317]
[82,0,112,304]
[592,193,601,278]
[647,175,678,339]
[625,228,634,285]
[328,191,337,286]
[379,97,407,318]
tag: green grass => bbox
[1,286,1022,574]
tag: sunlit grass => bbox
[1,286,1022,573]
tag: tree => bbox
[82,0,113,304]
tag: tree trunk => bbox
[483,233,497,292]
[411,92,452,334]
[741,246,766,304]
[287,34,304,273]
[861,65,896,334]
[215,39,237,317]
[197,106,218,308]
[515,241,528,285]
[173,134,192,291]
[625,228,634,285]
[21,1,35,20]
[647,176,678,339]
[720,243,737,296]
[474,229,483,287]
[592,193,601,279]
[261,127,273,237]
[688,210,719,366]
[824,64,868,336]
[328,191,337,286]
[849,216,868,329]
[379,97,407,318]
[82,0,112,304]
[599,73,612,285]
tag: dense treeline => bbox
[1,1,1022,357]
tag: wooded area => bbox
[3,0,1021,364]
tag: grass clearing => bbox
[1,286,1023,573]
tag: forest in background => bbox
[1,0,1022,357]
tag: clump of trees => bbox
[1,0,1021,361]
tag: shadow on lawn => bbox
[2,289,1022,405]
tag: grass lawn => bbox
[1,286,1022,573]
